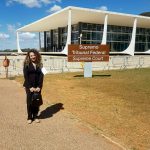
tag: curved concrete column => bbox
[120,18,137,56]
[101,14,108,45]
[62,8,72,55]
[16,32,22,53]
[142,49,150,54]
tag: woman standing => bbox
[23,50,44,124]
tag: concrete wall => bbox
[0,55,150,77]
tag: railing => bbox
[0,55,150,77]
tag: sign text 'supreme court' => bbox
[68,44,110,62]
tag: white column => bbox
[101,14,108,45]
[62,8,72,55]
[16,32,22,53]
[121,18,137,56]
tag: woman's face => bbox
[29,52,36,62]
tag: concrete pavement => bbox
[0,79,125,150]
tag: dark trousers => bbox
[27,104,39,120]
[25,88,39,120]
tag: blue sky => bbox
[0,0,150,50]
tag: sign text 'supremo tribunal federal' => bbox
[68,44,110,62]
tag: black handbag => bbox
[32,92,40,101]
[32,92,42,106]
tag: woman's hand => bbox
[29,87,36,92]
[35,87,41,92]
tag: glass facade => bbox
[44,22,150,52]
[59,27,67,50]
[80,22,103,44]
[45,31,52,52]
[71,24,79,44]
[135,28,150,52]
[107,25,132,52]
[52,29,59,52]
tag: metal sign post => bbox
[84,62,92,77]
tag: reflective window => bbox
[135,27,150,52]
[44,22,150,52]
[107,25,132,52]
[80,22,103,44]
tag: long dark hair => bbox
[23,50,42,68]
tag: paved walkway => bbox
[0,79,124,150]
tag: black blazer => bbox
[23,63,44,89]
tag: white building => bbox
[17,6,150,56]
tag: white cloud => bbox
[55,0,61,2]
[19,32,36,39]
[0,32,44,50]
[40,0,61,4]
[40,0,51,4]
[7,23,21,34]
[47,4,62,13]
[0,33,10,40]
[6,0,13,6]
[17,22,21,26]
[97,6,108,11]
[7,24,16,33]
[19,32,44,49]
[6,0,41,8]
[6,0,61,8]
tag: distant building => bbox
[17,6,150,55]
[139,12,150,17]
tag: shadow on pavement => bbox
[39,103,64,119]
